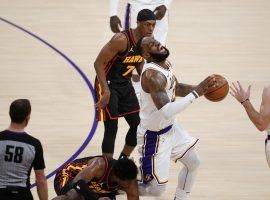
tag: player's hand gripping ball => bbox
[204,74,229,102]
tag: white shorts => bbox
[265,136,270,167]
[137,122,198,185]
[124,3,169,46]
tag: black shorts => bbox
[0,187,33,200]
[54,170,74,195]
[96,80,140,121]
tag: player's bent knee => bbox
[189,153,200,170]
[181,148,201,171]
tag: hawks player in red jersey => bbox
[94,9,156,159]
[53,156,138,200]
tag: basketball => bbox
[204,74,229,102]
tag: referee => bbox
[0,99,48,200]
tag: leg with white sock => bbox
[175,148,200,200]
[138,179,166,197]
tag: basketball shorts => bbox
[0,187,33,200]
[96,81,140,121]
[137,121,199,185]
[124,3,169,46]
[265,135,270,167]
[54,168,75,195]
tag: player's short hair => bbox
[113,157,138,180]
[137,9,156,22]
[9,99,31,123]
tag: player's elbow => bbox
[256,124,266,132]
[254,120,267,132]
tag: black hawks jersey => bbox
[103,28,143,85]
[56,156,118,198]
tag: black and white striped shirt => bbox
[0,130,45,188]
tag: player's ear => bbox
[142,51,151,59]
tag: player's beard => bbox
[150,47,170,63]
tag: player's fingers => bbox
[229,91,236,97]
[232,82,239,91]
[230,85,237,94]
[248,85,251,91]
[247,85,251,96]
[111,25,119,33]
[237,81,244,91]
[115,26,121,33]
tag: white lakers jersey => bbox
[139,61,176,131]
[128,0,166,6]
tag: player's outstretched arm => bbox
[231,82,270,131]
[94,33,127,109]
[159,75,216,119]
[175,75,216,97]
[174,76,196,97]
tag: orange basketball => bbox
[204,74,229,102]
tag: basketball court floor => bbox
[0,0,269,199]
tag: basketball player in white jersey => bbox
[230,82,270,167]
[109,0,173,98]
[136,37,217,200]
[110,0,172,46]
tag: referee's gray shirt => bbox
[0,130,45,188]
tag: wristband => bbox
[241,98,249,104]
[192,90,199,98]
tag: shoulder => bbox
[108,32,128,51]
[88,157,110,179]
[88,157,107,172]
[142,68,167,91]
[0,130,7,139]
[24,133,43,147]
